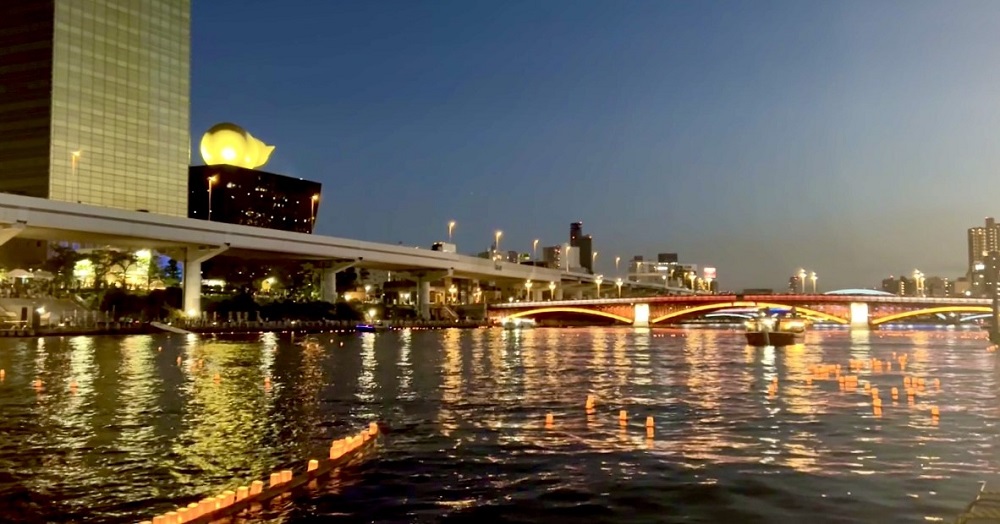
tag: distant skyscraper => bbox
[968,217,1000,279]
[570,222,583,246]
[568,222,593,273]
[542,245,562,269]
[0,1,191,216]
[657,253,679,264]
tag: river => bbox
[0,327,995,523]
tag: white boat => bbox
[501,317,536,330]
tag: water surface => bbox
[0,327,995,523]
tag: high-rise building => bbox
[0,1,191,217]
[542,245,562,269]
[657,253,679,264]
[570,222,583,246]
[968,217,1000,279]
[188,165,322,234]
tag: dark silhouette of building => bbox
[657,253,679,263]
[189,165,322,234]
[569,221,594,273]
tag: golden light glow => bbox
[650,301,850,324]
[200,122,275,169]
[871,306,993,326]
[504,307,632,324]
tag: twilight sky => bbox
[191,0,1000,291]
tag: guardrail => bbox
[490,294,994,309]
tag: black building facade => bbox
[189,165,322,234]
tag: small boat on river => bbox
[745,310,806,347]
[355,321,389,333]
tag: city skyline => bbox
[191,1,1000,289]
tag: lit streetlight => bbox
[595,274,604,298]
[912,269,925,297]
[810,271,818,293]
[548,281,556,300]
[688,272,697,292]
[448,284,458,303]
[448,220,456,242]
[364,284,372,302]
[798,268,807,294]
[524,280,533,301]
[615,277,623,298]
[532,239,539,261]
[615,256,621,274]
[494,230,503,258]
[565,245,573,271]
[207,175,219,221]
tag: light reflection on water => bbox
[0,328,997,523]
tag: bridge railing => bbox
[490,294,994,309]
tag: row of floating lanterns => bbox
[140,422,379,524]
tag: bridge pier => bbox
[319,260,360,303]
[407,270,450,320]
[633,303,650,328]
[849,302,870,330]
[182,245,229,318]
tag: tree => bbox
[163,258,182,287]
[107,250,138,289]
[43,245,82,292]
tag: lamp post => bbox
[798,268,807,294]
[548,281,556,300]
[532,239,539,261]
[565,246,573,271]
[810,271,818,294]
[688,272,697,292]
[207,175,219,221]
[448,220,456,242]
[363,284,371,302]
[524,280,533,301]
[494,230,503,258]
[595,275,603,298]
[615,277,623,298]
[448,284,458,303]
[310,194,319,228]
[615,256,621,274]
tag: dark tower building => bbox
[188,165,322,234]
[569,222,594,273]
[570,222,583,246]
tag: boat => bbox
[355,321,389,333]
[500,317,536,330]
[745,310,806,347]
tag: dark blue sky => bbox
[192,0,1000,290]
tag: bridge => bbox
[488,294,997,328]
[0,193,642,319]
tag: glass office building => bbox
[0,0,190,216]
[189,165,323,234]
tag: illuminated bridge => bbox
[488,294,996,328]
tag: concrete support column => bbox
[417,278,431,320]
[320,267,337,303]
[555,286,564,300]
[633,303,650,328]
[182,244,229,318]
[183,258,202,317]
[849,302,870,330]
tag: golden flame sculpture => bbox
[199,122,275,169]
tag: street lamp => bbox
[532,239,539,261]
[565,245,573,271]
[310,194,320,228]
[688,272,697,291]
[524,280,533,301]
[615,277,623,298]
[548,281,556,300]
[448,284,458,303]
[448,220,456,242]
[798,268,807,294]
[810,271,817,293]
[615,256,621,274]
[595,275,603,298]
[494,230,503,257]
[364,284,372,302]
[207,175,219,221]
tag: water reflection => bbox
[0,328,997,523]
